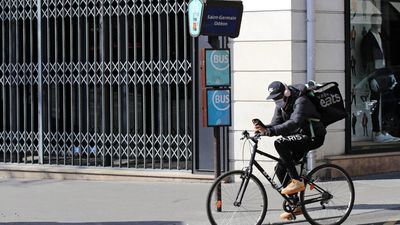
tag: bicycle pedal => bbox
[288,195,299,201]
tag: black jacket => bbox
[267,84,327,137]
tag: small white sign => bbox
[188,0,204,37]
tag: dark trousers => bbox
[370,91,380,133]
[274,134,325,187]
[370,90,397,133]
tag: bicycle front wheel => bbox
[300,164,355,225]
[206,170,268,225]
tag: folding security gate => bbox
[0,0,193,170]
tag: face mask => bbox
[274,98,286,109]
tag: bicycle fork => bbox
[215,171,251,212]
[232,144,259,208]
[233,172,251,207]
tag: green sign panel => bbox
[205,49,231,87]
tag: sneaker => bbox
[384,133,400,142]
[374,133,395,142]
[280,207,302,220]
[281,179,305,195]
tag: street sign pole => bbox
[206,88,232,211]
[208,36,222,211]
[214,126,221,211]
[194,0,243,212]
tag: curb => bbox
[0,164,214,183]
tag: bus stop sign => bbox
[201,1,243,38]
[206,89,231,127]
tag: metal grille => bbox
[0,0,193,170]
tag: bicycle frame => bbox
[209,132,353,225]
[234,133,305,206]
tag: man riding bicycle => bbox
[253,81,327,220]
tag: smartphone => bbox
[252,118,265,128]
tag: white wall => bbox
[229,0,346,173]
[229,1,295,174]
[292,0,346,159]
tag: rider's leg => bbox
[275,134,325,220]
[274,134,324,195]
[274,138,301,182]
[275,162,291,187]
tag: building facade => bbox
[1,0,399,176]
[228,0,345,175]
[229,0,400,176]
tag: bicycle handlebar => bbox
[241,130,261,143]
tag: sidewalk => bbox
[0,172,399,225]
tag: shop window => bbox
[350,0,400,151]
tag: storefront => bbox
[348,0,400,152]
[1,0,399,177]
[0,0,228,175]
[0,0,195,171]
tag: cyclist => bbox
[253,81,327,220]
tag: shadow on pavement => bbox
[358,222,400,225]
[268,219,309,225]
[352,171,400,180]
[353,204,400,210]
[0,222,185,225]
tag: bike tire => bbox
[300,163,355,225]
[206,170,268,225]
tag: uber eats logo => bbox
[319,93,341,108]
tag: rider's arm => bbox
[253,106,283,136]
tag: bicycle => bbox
[206,130,355,225]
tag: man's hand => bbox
[254,123,267,134]
[252,118,271,136]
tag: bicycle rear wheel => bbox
[300,164,355,225]
[206,170,268,225]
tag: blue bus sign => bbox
[207,89,231,127]
[205,49,230,87]
[188,0,204,37]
